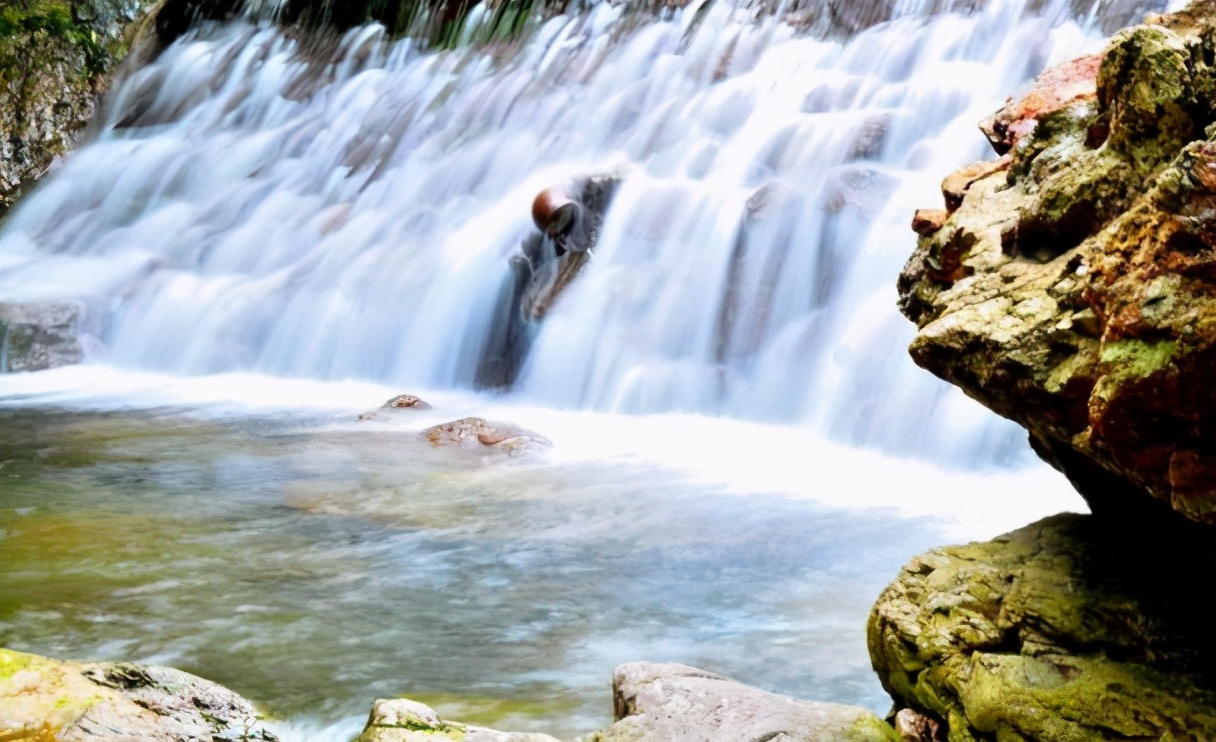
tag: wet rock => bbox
[0,648,277,741]
[591,662,898,741]
[420,417,548,454]
[868,514,1216,741]
[356,697,561,742]
[357,394,432,420]
[899,6,1216,524]
[0,301,85,372]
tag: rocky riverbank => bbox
[888,0,1216,737]
[1,650,898,741]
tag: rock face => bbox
[0,0,158,219]
[0,648,277,740]
[0,301,85,372]
[356,697,561,742]
[899,5,1216,525]
[591,662,897,742]
[868,514,1216,741]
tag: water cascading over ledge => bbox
[0,0,1163,466]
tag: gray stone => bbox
[0,649,277,741]
[593,662,897,742]
[0,301,85,372]
[355,697,561,742]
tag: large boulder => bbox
[0,301,85,372]
[899,3,1216,525]
[590,662,897,742]
[0,648,278,740]
[868,514,1216,741]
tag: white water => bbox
[0,0,1154,467]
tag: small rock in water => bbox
[358,394,432,420]
[421,417,549,455]
[356,697,560,742]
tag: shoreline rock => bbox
[590,662,897,742]
[0,649,278,740]
[868,514,1216,741]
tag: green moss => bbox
[1099,337,1178,378]
[0,648,38,680]
[843,714,901,742]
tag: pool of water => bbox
[0,368,1085,739]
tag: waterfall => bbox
[0,0,1158,466]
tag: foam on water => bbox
[0,365,1085,540]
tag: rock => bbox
[357,394,432,420]
[356,697,560,742]
[0,0,160,219]
[0,301,85,372]
[978,54,1102,155]
[868,514,1216,741]
[911,209,947,236]
[893,709,942,742]
[420,417,549,454]
[0,648,277,740]
[939,158,1009,213]
[898,6,1216,525]
[591,662,897,742]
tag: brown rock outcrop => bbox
[899,3,1216,525]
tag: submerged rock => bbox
[899,4,1216,524]
[0,648,277,740]
[589,662,897,742]
[0,301,85,372]
[357,394,433,420]
[868,514,1216,741]
[356,698,561,742]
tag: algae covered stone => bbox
[0,648,277,740]
[356,697,561,742]
[868,514,1216,741]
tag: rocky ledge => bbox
[901,0,1216,525]
[869,515,1216,741]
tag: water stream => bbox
[0,0,1159,737]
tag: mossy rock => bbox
[899,1,1216,525]
[868,514,1216,741]
[0,648,278,740]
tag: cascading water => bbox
[0,0,1156,466]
